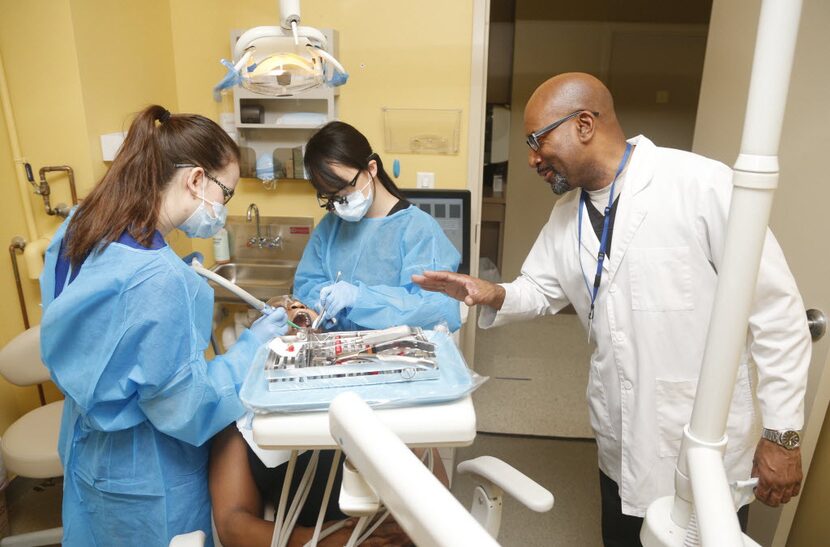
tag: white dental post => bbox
[641,1,803,545]
[329,392,500,547]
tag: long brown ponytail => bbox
[65,105,239,265]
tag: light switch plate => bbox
[416,172,435,188]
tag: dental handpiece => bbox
[311,270,342,330]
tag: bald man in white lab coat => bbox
[413,72,809,547]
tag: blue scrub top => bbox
[294,205,461,332]
[40,217,261,546]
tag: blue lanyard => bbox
[578,142,632,327]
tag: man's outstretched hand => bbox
[412,271,506,309]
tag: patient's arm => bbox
[209,425,276,546]
[209,425,410,547]
[414,448,449,488]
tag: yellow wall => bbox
[0,0,475,431]
[167,0,475,260]
[0,0,88,427]
[70,0,180,184]
[0,0,183,430]
[0,100,43,433]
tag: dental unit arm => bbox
[642,1,803,545]
[329,392,553,545]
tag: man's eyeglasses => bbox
[316,169,361,211]
[526,110,599,152]
[174,163,235,204]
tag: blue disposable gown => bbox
[40,218,261,546]
[293,205,461,332]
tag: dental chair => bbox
[0,326,64,547]
[329,392,554,546]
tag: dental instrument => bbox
[263,326,440,392]
[240,328,483,413]
[311,270,341,330]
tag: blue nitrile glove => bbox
[182,251,204,266]
[319,281,359,319]
[250,307,288,343]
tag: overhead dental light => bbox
[213,0,347,100]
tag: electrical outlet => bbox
[416,172,435,188]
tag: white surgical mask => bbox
[178,185,228,238]
[333,174,374,222]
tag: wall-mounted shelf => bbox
[236,123,326,130]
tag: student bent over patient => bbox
[210,121,461,546]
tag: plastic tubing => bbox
[189,261,266,311]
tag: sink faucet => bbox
[246,203,284,249]
[247,203,263,247]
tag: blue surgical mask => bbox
[333,174,374,222]
[178,185,228,238]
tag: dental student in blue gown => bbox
[39,105,288,546]
[296,120,462,333]
[208,121,461,546]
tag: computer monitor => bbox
[402,189,471,274]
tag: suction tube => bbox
[189,260,267,312]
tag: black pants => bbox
[247,447,347,527]
[599,470,749,547]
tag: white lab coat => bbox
[480,135,810,516]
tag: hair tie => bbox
[158,109,172,124]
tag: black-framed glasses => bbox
[315,169,362,211]
[526,110,600,152]
[174,163,235,204]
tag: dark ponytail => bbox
[303,121,405,201]
[65,105,239,265]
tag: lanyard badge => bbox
[578,142,632,342]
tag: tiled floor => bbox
[460,319,605,545]
[451,433,602,546]
[472,315,594,439]
[3,475,62,545]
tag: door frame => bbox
[460,0,490,364]
[772,343,830,545]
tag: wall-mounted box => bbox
[382,108,461,155]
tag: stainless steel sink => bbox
[209,261,297,302]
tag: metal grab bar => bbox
[8,235,46,405]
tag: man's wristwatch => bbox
[762,428,801,450]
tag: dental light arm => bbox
[213,0,348,99]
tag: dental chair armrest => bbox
[168,530,206,547]
[457,456,554,512]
